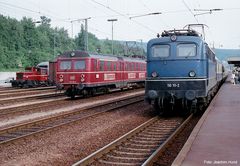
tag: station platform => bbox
[172,79,240,166]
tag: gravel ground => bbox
[0,90,143,129]
[0,100,155,165]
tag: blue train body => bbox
[145,29,227,114]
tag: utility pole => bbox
[71,17,91,51]
[85,18,89,51]
[53,31,56,56]
[107,19,118,54]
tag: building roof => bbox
[227,56,240,66]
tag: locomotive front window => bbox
[177,44,196,57]
[74,60,85,70]
[60,61,71,70]
[152,45,170,57]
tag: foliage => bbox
[0,15,145,71]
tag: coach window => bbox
[152,45,170,57]
[177,44,196,57]
[93,59,97,71]
[107,61,111,71]
[116,63,120,71]
[100,61,104,71]
[74,60,85,70]
[113,62,117,71]
[121,63,124,71]
[60,61,71,70]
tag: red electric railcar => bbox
[55,51,146,98]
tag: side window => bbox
[100,61,104,71]
[74,60,85,70]
[113,62,117,71]
[117,63,120,71]
[93,59,97,71]
[121,63,124,71]
[125,63,128,71]
[107,61,111,71]
[205,45,215,61]
[60,61,71,70]
[152,45,170,57]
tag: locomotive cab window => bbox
[152,45,170,58]
[74,60,85,70]
[41,69,47,75]
[60,61,71,70]
[177,44,196,57]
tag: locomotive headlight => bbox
[81,78,85,82]
[59,75,63,79]
[170,35,177,41]
[151,71,158,77]
[189,71,196,77]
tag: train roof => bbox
[58,51,145,63]
[36,61,49,68]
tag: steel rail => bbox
[142,113,193,165]
[0,92,64,105]
[0,86,56,93]
[0,88,56,98]
[0,97,66,116]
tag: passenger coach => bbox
[55,51,146,98]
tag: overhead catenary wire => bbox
[182,0,199,23]
[0,1,70,22]
[90,0,158,34]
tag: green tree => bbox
[75,25,85,51]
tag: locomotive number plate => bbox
[70,76,75,80]
[167,83,180,88]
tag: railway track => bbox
[0,88,59,99]
[0,97,66,116]
[0,86,55,93]
[0,92,64,106]
[73,114,193,166]
[0,89,144,116]
[0,94,144,145]
[0,87,12,91]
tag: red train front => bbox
[55,51,146,98]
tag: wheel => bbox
[180,99,191,115]
[91,88,96,96]
[71,94,75,99]
[153,98,165,115]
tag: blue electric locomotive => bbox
[145,25,227,114]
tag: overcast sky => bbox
[1,0,240,49]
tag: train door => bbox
[49,61,56,85]
[118,57,125,88]
[120,60,125,88]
